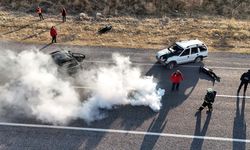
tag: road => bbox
[0,41,250,150]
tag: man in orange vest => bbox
[50,26,57,43]
[36,6,44,20]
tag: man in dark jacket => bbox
[237,70,250,95]
[197,88,217,112]
[61,7,66,22]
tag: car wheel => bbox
[195,56,202,63]
[167,62,175,70]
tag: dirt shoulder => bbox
[0,10,249,53]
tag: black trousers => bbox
[39,13,44,20]
[237,81,248,94]
[172,83,180,91]
[51,36,57,43]
[62,15,66,22]
[198,101,213,111]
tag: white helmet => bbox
[207,88,213,93]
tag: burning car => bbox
[50,50,85,74]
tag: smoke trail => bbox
[78,53,165,123]
[0,48,164,124]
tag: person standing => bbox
[61,7,67,22]
[237,70,250,95]
[170,70,184,91]
[50,26,57,43]
[36,6,44,20]
[197,88,217,112]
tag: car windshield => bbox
[168,44,183,55]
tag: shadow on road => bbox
[39,43,53,51]
[190,111,212,150]
[70,62,206,149]
[232,95,246,150]
[140,62,202,149]
[68,105,156,149]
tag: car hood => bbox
[156,48,171,57]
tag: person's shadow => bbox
[232,95,246,149]
[39,43,53,51]
[190,111,212,150]
[140,63,201,150]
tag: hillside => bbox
[0,1,249,53]
[0,9,249,53]
[0,0,249,19]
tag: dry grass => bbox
[1,0,249,19]
[0,10,249,53]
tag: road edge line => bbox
[0,122,249,143]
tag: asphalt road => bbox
[0,41,250,150]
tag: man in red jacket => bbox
[170,70,184,91]
[50,26,57,43]
[61,7,67,22]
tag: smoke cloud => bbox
[0,49,81,125]
[0,48,164,124]
[78,53,165,123]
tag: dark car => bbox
[50,50,85,74]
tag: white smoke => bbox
[0,49,81,125]
[0,48,164,124]
[77,53,165,123]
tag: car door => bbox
[189,47,199,61]
[177,49,191,64]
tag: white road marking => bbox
[0,122,249,143]
[73,86,250,99]
[84,60,113,64]
[83,60,249,70]
[217,94,250,99]
[62,48,151,56]
[206,66,249,70]
[84,60,156,66]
